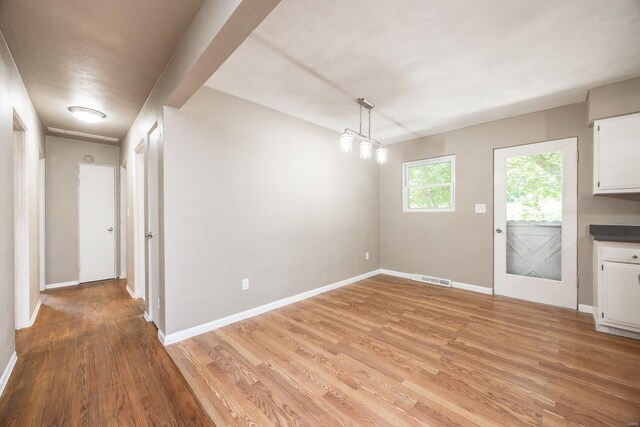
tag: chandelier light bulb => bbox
[360,140,373,159]
[376,147,388,164]
[339,132,354,153]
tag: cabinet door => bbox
[602,261,640,329]
[595,112,640,193]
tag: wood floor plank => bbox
[0,279,213,426]
[167,274,640,425]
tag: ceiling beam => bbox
[166,0,281,109]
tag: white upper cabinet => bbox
[594,112,640,194]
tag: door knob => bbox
[495,228,503,233]
[108,227,114,232]
[145,231,153,239]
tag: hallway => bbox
[0,280,212,426]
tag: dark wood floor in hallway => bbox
[169,274,640,426]
[0,279,212,426]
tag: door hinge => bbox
[601,312,604,318]
[576,151,579,163]
[597,125,600,131]
[597,181,600,188]
[576,278,579,288]
[601,264,604,270]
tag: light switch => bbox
[475,203,486,214]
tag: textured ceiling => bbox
[206,0,640,144]
[0,0,204,144]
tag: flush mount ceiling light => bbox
[68,106,106,123]
[339,98,387,164]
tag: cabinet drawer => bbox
[600,246,640,265]
[601,261,640,329]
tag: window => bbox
[403,155,455,212]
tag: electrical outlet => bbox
[365,252,370,260]
[242,278,249,291]
[475,203,487,214]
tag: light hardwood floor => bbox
[0,279,212,426]
[168,274,640,426]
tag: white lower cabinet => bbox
[593,241,640,338]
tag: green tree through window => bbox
[506,152,562,222]
[404,156,454,210]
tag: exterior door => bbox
[79,164,116,283]
[494,137,577,309]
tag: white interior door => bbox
[147,127,161,328]
[494,137,577,309]
[134,144,147,308]
[79,164,116,283]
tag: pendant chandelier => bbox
[339,98,388,164]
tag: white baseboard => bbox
[144,311,151,322]
[380,269,493,295]
[452,281,493,295]
[26,299,42,328]
[595,323,640,340]
[159,270,380,346]
[45,280,79,290]
[578,304,593,314]
[125,286,135,299]
[379,269,413,279]
[0,352,17,398]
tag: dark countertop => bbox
[589,224,640,243]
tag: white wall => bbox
[120,0,277,330]
[162,87,380,335]
[45,136,120,285]
[380,102,640,305]
[0,30,44,381]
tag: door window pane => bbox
[506,152,562,281]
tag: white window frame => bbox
[402,155,456,213]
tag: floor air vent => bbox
[411,274,452,288]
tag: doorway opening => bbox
[13,111,30,329]
[39,157,45,292]
[133,124,161,327]
[120,166,127,282]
